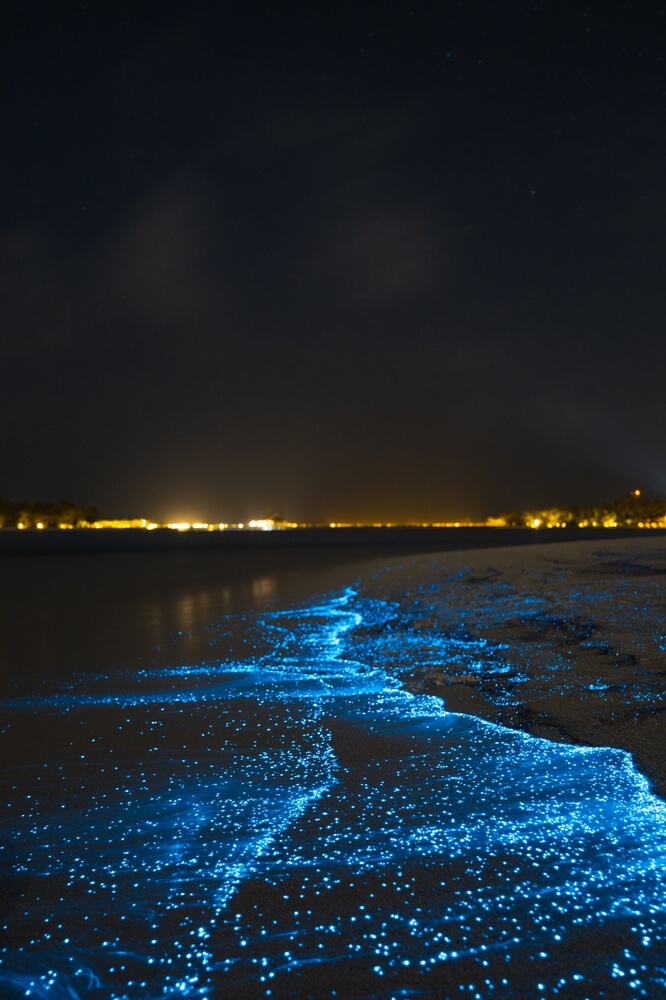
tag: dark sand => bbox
[354,536,666,799]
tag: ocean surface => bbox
[1,548,666,999]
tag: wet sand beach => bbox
[354,536,666,799]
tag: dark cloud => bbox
[322,203,447,306]
[105,176,225,326]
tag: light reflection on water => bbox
[0,548,381,694]
[1,570,666,998]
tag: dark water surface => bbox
[1,548,666,998]
[0,547,409,696]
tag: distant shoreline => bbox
[0,524,661,556]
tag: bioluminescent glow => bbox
[2,587,666,997]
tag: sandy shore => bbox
[354,536,666,798]
[3,536,666,996]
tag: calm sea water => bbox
[1,548,666,998]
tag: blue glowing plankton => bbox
[2,587,666,998]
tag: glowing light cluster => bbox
[78,518,162,530]
[2,588,666,997]
[496,490,666,529]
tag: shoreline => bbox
[4,542,666,995]
[353,535,666,799]
[4,529,665,797]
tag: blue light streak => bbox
[2,585,666,997]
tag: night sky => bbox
[2,1,665,523]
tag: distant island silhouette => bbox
[1,491,664,531]
[491,490,666,529]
